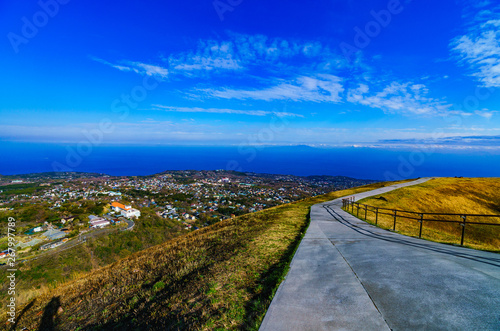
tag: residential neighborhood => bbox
[0,170,376,258]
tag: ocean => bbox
[0,142,499,180]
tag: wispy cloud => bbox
[151,105,304,117]
[199,74,344,103]
[475,109,497,118]
[373,135,500,150]
[346,81,452,116]
[450,8,500,87]
[91,33,341,82]
[90,31,494,120]
[167,33,339,73]
[167,41,242,73]
[164,32,352,81]
[91,57,169,79]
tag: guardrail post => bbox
[460,215,467,246]
[337,202,497,246]
[418,213,423,238]
[393,210,397,231]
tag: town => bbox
[0,170,376,260]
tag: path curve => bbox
[260,178,500,330]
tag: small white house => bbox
[121,208,141,218]
[33,226,43,233]
[90,219,110,229]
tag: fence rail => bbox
[341,197,500,247]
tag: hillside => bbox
[357,177,500,251]
[4,181,403,330]
[0,169,378,313]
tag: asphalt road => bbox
[260,178,500,330]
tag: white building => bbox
[121,208,141,218]
[111,202,141,218]
[90,219,110,228]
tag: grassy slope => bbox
[357,177,500,251]
[0,209,182,312]
[4,180,405,331]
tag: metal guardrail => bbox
[341,197,500,246]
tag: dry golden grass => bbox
[3,180,408,330]
[353,177,500,251]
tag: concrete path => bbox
[260,178,500,330]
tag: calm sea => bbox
[0,142,499,180]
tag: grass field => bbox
[353,177,500,251]
[3,180,405,330]
[0,208,182,315]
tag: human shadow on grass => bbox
[37,296,61,331]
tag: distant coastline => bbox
[1,142,499,180]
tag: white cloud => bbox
[91,57,169,79]
[166,33,346,77]
[372,134,500,150]
[168,40,242,73]
[91,33,340,81]
[89,32,497,120]
[200,74,344,103]
[475,109,497,118]
[450,14,500,87]
[347,82,452,116]
[152,105,303,117]
[126,61,169,78]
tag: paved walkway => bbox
[260,178,500,330]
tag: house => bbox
[121,208,141,218]
[90,219,110,229]
[33,226,43,232]
[111,201,141,218]
[61,216,74,224]
[111,202,126,212]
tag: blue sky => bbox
[1,0,499,150]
